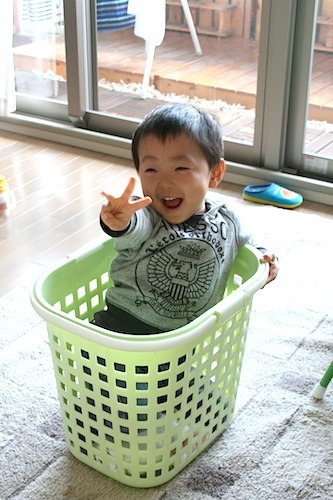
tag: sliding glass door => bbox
[13,0,68,120]
[11,0,333,183]
[63,0,270,166]
[286,0,333,181]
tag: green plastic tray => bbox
[31,238,268,488]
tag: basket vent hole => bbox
[66,342,74,352]
[123,454,131,463]
[97,356,106,366]
[79,303,88,316]
[175,387,183,398]
[158,378,169,389]
[115,379,126,388]
[114,363,126,372]
[91,295,99,308]
[101,388,109,398]
[99,373,108,382]
[78,286,86,299]
[139,457,147,465]
[137,413,148,422]
[118,395,128,404]
[135,365,148,374]
[53,300,61,312]
[137,398,148,406]
[121,440,130,449]
[65,294,74,307]
[101,272,109,284]
[136,382,148,391]
[233,274,243,287]
[138,443,147,450]
[102,404,111,414]
[104,419,113,429]
[158,362,170,372]
[83,366,91,375]
[89,279,98,291]
[81,349,90,360]
[68,358,76,368]
[213,346,220,355]
[178,354,187,365]
[109,462,117,471]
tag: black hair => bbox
[131,103,224,171]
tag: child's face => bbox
[137,133,225,224]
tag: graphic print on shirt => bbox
[135,240,220,321]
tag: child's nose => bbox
[159,171,176,187]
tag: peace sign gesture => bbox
[100,177,152,232]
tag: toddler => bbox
[92,103,278,334]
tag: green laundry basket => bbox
[31,238,268,488]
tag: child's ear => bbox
[209,159,225,188]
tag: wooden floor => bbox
[1,130,333,299]
[13,30,333,157]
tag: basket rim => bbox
[30,244,268,352]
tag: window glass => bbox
[13,0,67,102]
[95,0,263,146]
[304,0,333,165]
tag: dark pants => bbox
[91,302,164,335]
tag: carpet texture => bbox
[1,200,332,500]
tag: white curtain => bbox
[0,0,16,116]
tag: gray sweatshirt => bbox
[103,195,255,331]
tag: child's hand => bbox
[101,177,152,231]
[260,252,279,285]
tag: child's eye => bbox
[145,167,156,173]
[176,166,188,171]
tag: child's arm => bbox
[101,177,152,232]
[260,252,279,284]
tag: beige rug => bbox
[1,200,332,499]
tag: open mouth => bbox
[162,197,183,209]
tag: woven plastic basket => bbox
[31,238,268,488]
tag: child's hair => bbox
[131,103,224,171]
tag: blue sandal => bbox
[243,183,303,209]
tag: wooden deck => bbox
[13,29,333,157]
